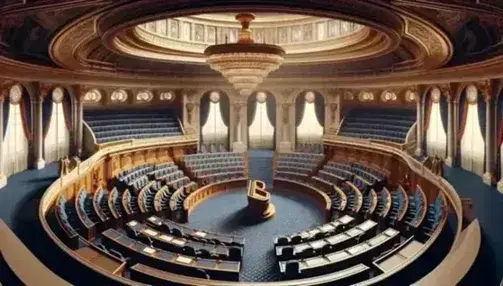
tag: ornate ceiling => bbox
[0,0,502,88]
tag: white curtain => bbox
[44,102,70,163]
[296,102,324,144]
[460,103,485,176]
[201,102,228,146]
[426,102,447,158]
[3,104,29,177]
[249,101,274,149]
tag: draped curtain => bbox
[266,93,276,149]
[62,91,72,131]
[498,95,503,146]
[3,97,9,138]
[423,90,432,151]
[219,94,230,127]
[477,95,486,140]
[295,95,306,127]
[457,91,468,141]
[314,93,325,127]
[439,95,448,134]
[247,94,257,127]
[20,94,32,140]
[199,93,211,127]
[42,96,53,138]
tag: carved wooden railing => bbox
[322,136,472,285]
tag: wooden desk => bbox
[279,228,399,277]
[125,220,239,260]
[102,228,240,281]
[276,219,377,259]
[146,215,245,247]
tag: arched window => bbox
[44,87,70,163]
[460,85,485,176]
[249,92,274,149]
[3,85,29,177]
[160,92,174,101]
[426,88,447,158]
[111,89,128,102]
[381,90,397,102]
[201,92,228,148]
[136,90,153,102]
[297,92,324,145]
[84,89,102,102]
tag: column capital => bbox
[181,88,204,99]
[271,88,302,104]
[186,102,195,112]
[38,83,55,101]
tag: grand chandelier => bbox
[204,13,285,97]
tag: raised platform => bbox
[247,180,276,220]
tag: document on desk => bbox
[305,257,327,267]
[176,255,193,264]
[143,247,156,254]
[194,231,207,237]
[326,250,350,262]
[158,235,173,242]
[339,215,354,224]
[142,229,158,237]
[127,220,138,227]
[171,239,186,246]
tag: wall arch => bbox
[458,84,485,176]
[295,90,324,152]
[43,86,72,164]
[248,91,276,150]
[3,83,31,177]
[199,90,230,152]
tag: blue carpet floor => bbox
[443,166,503,285]
[186,187,325,282]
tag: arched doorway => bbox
[295,91,324,153]
[425,87,447,158]
[3,84,31,177]
[199,91,230,152]
[43,87,72,164]
[459,85,485,176]
[248,91,275,150]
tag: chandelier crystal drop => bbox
[204,13,285,97]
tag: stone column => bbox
[0,88,7,187]
[74,90,84,158]
[32,85,48,169]
[275,104,283,152]
[415,94,424,156]
[483,95,496,185]
[288,103,296,151]
[445,89,457,167]
[232,101,247,152]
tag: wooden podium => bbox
[247,180,276,220]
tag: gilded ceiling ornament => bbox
[204,13,285,97]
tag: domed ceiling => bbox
[119,13,374,64]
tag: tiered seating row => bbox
[274,152,325,180]
[338,108,416,143]
[276,218,379,261]
[183,152,247,185]
[279,227,400,278]
[84,110,182,144]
